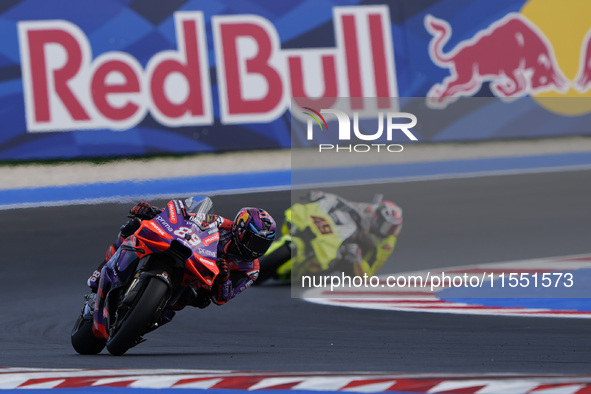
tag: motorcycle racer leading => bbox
[87,200,276,321]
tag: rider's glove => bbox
[216,259,230,282]
[130,202,161,220]
[120,218,141,238]
[209,260,232,305]
[338,243,363,266]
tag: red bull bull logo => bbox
[425,0,591,115]
[574,30,591,93]
[425,13,568,108]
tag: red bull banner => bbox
[1,0,591,160]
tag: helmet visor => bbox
[376,218,396,237]
[240,227,274,257]
[375,203,400,236]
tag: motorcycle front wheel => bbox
[106,277,169,356]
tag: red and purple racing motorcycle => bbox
[71,196,220,356]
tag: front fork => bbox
[92,245,142,340]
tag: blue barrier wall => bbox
[1,0,590,160]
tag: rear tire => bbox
[71,316,106,355]
[256,241,291,284]
[106,278,169,356]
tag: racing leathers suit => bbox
[304,191,401,277]
[87,202,259,314]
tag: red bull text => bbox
[17,6,398,133]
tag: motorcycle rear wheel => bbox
[106,277,168,356]
[71,315,106,355]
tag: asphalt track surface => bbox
[1,169,591,374]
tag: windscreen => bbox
[183,196,215,228]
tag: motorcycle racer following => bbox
[259,191,402,283]
[87,200,276,315]
[307,191,402,277]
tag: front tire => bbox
[71,315,106,355]
[106,278,169,356]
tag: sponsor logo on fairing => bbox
[155,216,174,233]
[146,221,167,237]
[187,213,216,227]
[203,232,220,246]
[198,256,216,267]
[171,200,182,216]
[167,202,177,224]
[197,247,217,258]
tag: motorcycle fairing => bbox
[91,197,219,341]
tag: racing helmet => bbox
[370,200,402,237]
[233,207,276,259]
